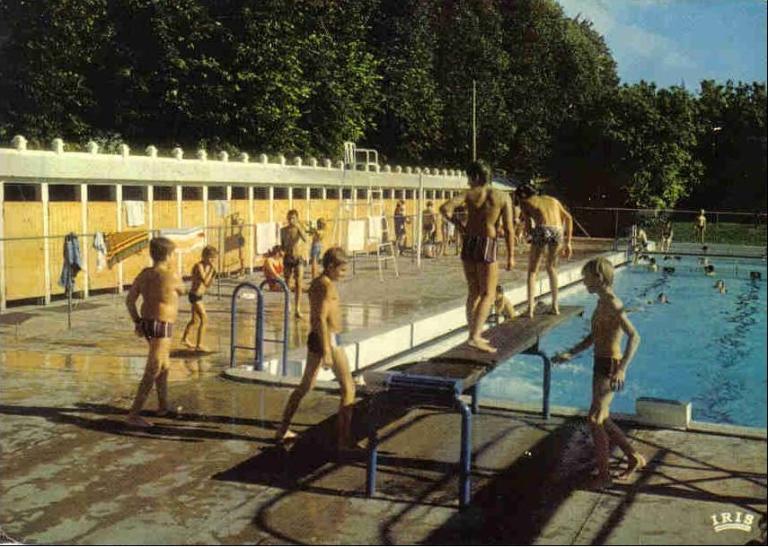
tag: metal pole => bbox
[416,174,424,268]
[457,397,472,509]
[472,80,477,161]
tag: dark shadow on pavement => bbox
[0,403,273,444]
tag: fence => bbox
[569,206,767,248]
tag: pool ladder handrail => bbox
[229,279,290,375]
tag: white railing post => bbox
[80,183,89,298]
[0,181,5,311]
[41,182,51,305]
[116,183,123,292]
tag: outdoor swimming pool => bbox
[482,256,768,428]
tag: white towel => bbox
[256,222,278,254]
[157,227,205,253]
[346,219,366,252]
[93,231,107,272]
[367,216,383,242]
[213,200,230,218]
[123,201,145,227]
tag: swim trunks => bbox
[593,356,620,378]
[460,235,497,264]
[137,318,173,340]
[284,255,306,268]
[531,225,563,247]
[310,243,323,262]
[307,331,340,355]
[189,293,203,304]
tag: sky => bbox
[557,0,768,90]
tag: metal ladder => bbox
[229,279,290,375]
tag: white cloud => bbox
[557,0,697,75]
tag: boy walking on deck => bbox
[124,237,186,428]
[275,247,357,453]
[181,245,217,351]
[280,209,309,318]
[440,160,515,353]
[554,257,645,487]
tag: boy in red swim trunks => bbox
[124,237,186,427]
[439,160,515,353]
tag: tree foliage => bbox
[0,0,764,210]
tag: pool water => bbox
[482,257,768,428]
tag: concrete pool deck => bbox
[1,239,766,545]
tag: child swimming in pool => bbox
[554,257,645,487]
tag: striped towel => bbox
[105,231,150,267]
[156,227,206,254]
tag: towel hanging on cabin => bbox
[105,231,150,267]
[123,201,145,227]
[58,233,84,290]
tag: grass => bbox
[670,221,767,247]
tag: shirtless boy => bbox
[695,209,707,244]
[554,257,644,487]
[660,221,673,252]
[515,184,573,318]
[275,247,356,452]
[280,209,308,318]
[440,160,514,353]
[494,284,517,322]
[125,237,186,427]
[309,218,328,279]
[181,245,217,351]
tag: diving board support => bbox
[522,343,552,421]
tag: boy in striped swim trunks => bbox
[124,237,186,428]
[439,160,515,353]
[554,257,645,487]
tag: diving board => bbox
[363,305,583,509]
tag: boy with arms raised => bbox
[275,247,357,453]
[125,237,186,427]
[554,257,645,487]
[440,160,515,353]
[181,245,217,351]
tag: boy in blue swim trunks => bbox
[124,237,186,428]
[309,218,327,279]
[440,160,515,353]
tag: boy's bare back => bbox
[524,195,568,227]
[131,265,183,323]
[463,186,510,238]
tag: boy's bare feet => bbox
[195,345,211,353]
[294,311,304,319]
[125,415,153,428]
[548,306,560,315]
[181,339,195,349]
[617,453,646,480]
[468,337,497,353]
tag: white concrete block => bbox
[356,325,412,369]
[412,306,465,346]
[636,397,691,429]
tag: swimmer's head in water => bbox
[466,160,491,187]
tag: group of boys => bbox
[125,159,644,483]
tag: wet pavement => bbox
[1,239,766,544]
